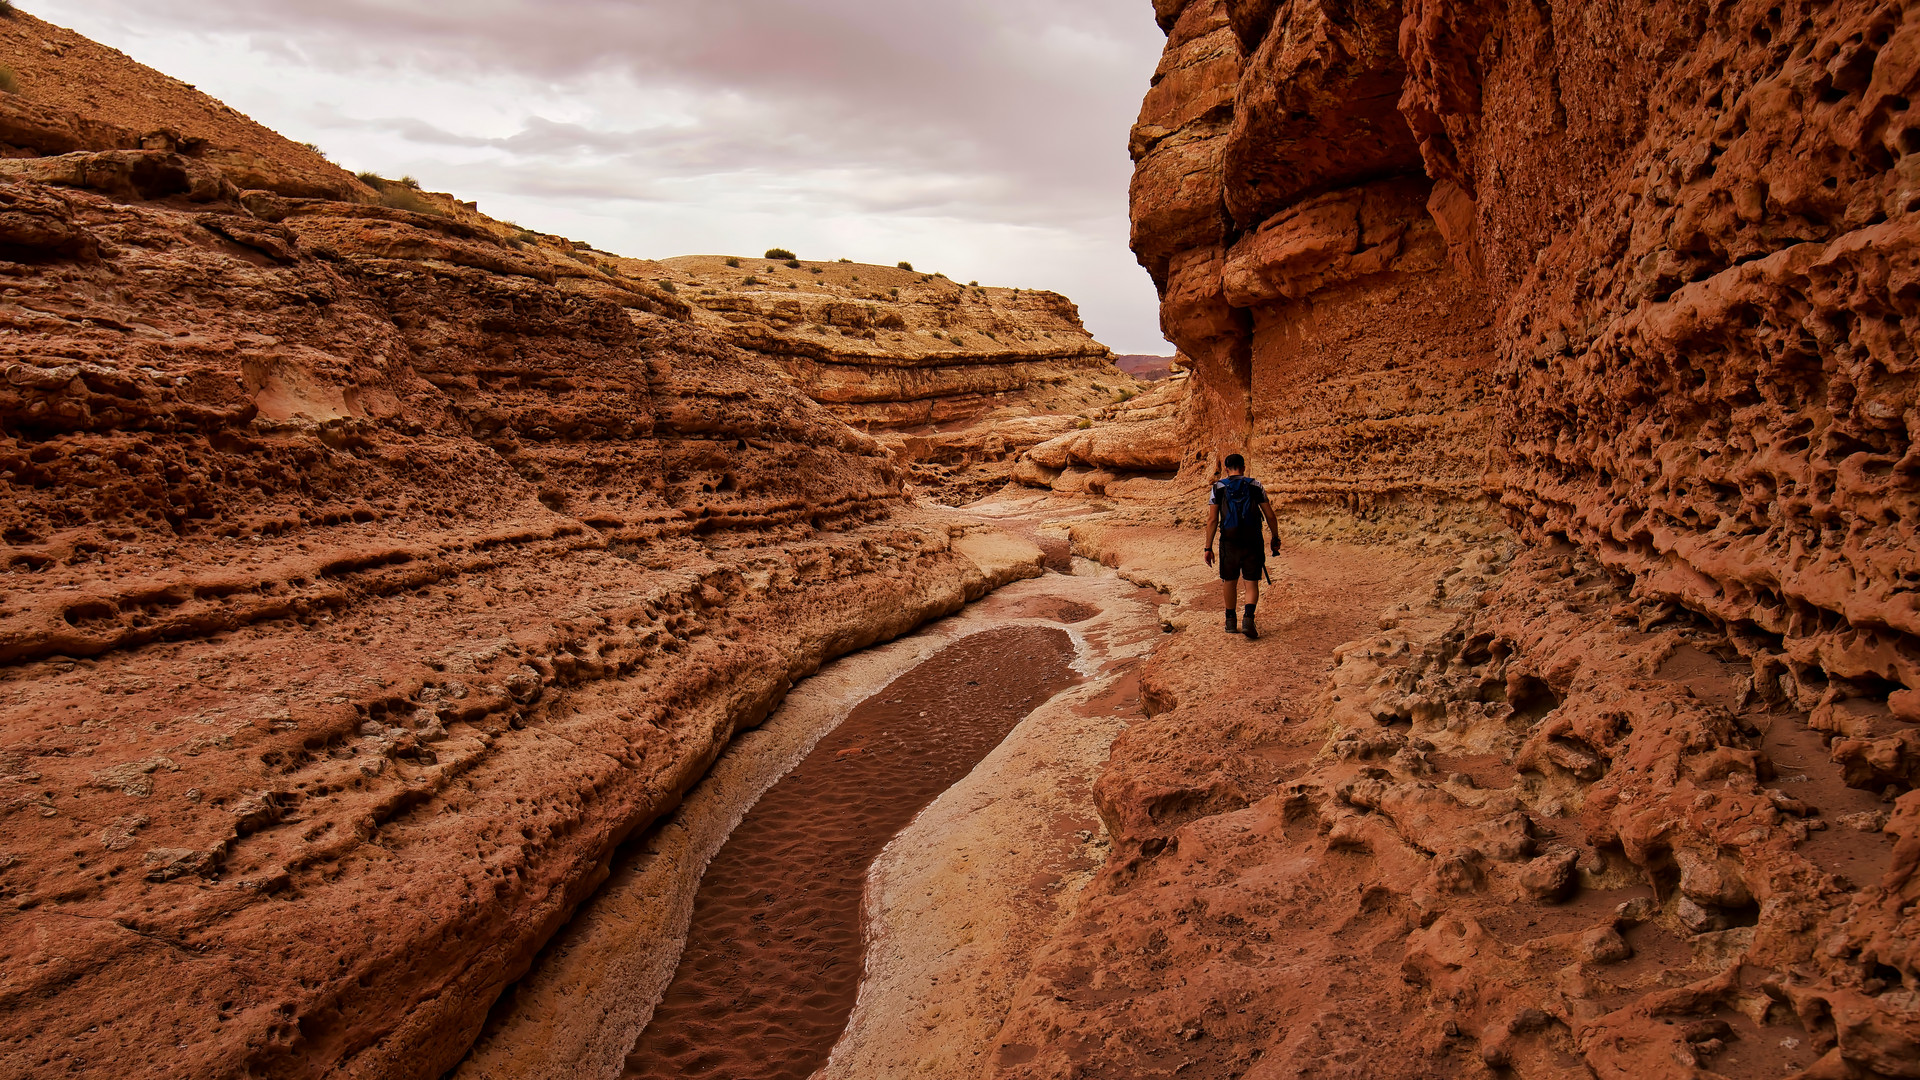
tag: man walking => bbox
[1203,453,1282,639]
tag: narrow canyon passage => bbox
[621,624,1082,1080]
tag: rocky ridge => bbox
[0,12,1106,1079]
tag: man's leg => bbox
[1242,572,1261,639]
[1221,565,1238,632]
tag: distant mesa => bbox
[1112,354,1173,381]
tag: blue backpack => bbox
[1216,476,1261,540]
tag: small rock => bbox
[1839,810,1889,832]
[1615,896,1657,923]
[1519,848,1579,902]
[1676,895,1726,934]
[1577,926,1632,964]
[98,814,150,851]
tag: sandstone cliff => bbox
[0,13,1074,1079]
[989,2,1920,1078]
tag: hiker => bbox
[1203,453,1282,639]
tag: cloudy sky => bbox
[35,0,1172,354]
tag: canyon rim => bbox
[0,3,1918,1080]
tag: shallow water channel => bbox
[621,624,1081,1079]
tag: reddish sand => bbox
[621,624,1081,1080]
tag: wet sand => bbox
[621,625,1081,1080]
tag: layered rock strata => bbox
[638,256,1139,503]
[0,29,1062,1080]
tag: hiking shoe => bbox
[1243,605,1258,640]
[1224,610,1238,634]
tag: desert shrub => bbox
[659,281,678,294]
[788,283,797,290]
[378,186,442,216]
[889,287,899,297]
[1091,382,1106,393]
[743,275,760,285]
[897,261,913,271]
[1076,418,1093,430]
[786,259,802,269]
[838,257,852,263]
[934,272,948,279]
[851,275,860,282]
[398,175,421,189]
[969,280,979,287]
[0,3,17,19]
[765,248,796,260]
[726,257,741,268]
[298,141,329,160]
[1118,388,1137,402]
[515,230,540,246]
[810,267,823,275]
[949,335,965,346]
[355,170,382,186]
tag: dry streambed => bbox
[456,562,1166,1080]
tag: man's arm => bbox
[1262,502,1281,554]
[1203,504,1218,566]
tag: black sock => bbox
[1244,603,1256,618]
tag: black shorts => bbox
[1218,543,1265,582]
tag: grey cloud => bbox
[43,0,1172,350]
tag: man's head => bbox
[1224,453,1246,475]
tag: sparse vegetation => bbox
[889,288,899,297]
[1118,388,1138,402]
[934,272,948,279]
[725,257,741,268]
[838,258,852,263]
[743,275,760,285]
[765,248,796,260]
[355,170,381,186]
[788,283,798,290]
[659,281,678,294]
[969,280,979,287]
[949,335,965,346]
[398,175,421,189]
[379,186,442,216]
[786,259,802,269]
[809,267,823,275]
[0,66,19,95]
[298,141,329,160]
[0,3,18,19]
[1076,418,1093,430]
[897,261,913,271]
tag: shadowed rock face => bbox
[984,2,1920,1078]
[1129,0,1920,736]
